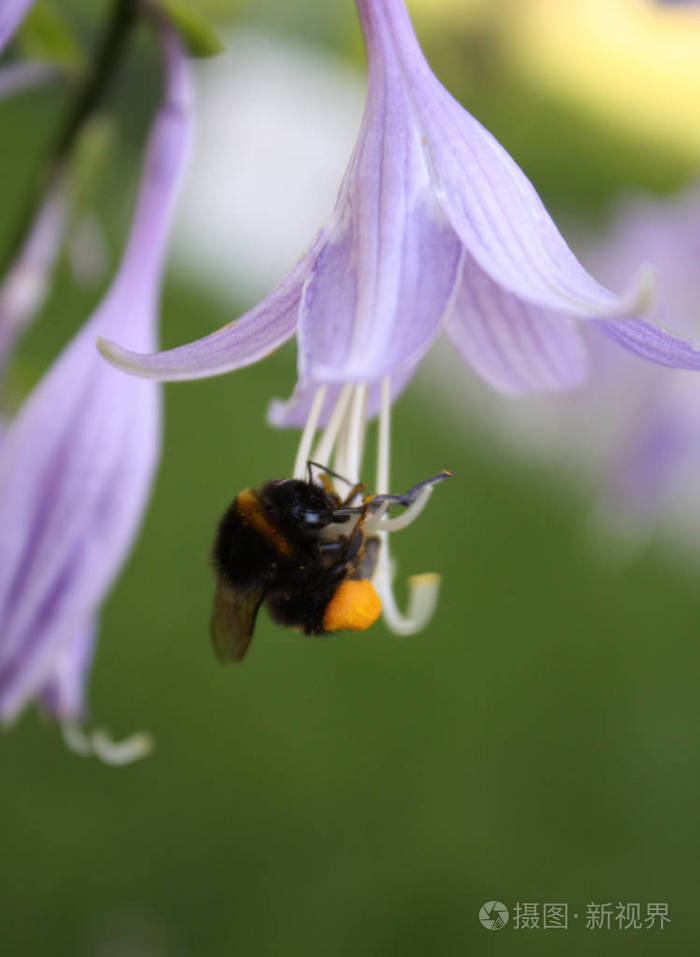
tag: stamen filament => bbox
[369,485,433,532]
[91,728,154,765]
[378,572,441,636]
[333,409,351,481]
[61,721,154,765]
[344,383,367,485]
[293,385,327,479]
[61,721,92,756]
[312,384,353,468]
[371,374,440,634]
[377,376,391,495]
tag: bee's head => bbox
[263,479,341,536]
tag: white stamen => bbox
[61,721,92,756]
[376,377,391,495]
[91,728,154,766]
[293,385,327,479]
[333,404,352,481]
[61,721,154,765]
[377,571,441,636]
[343,384,367,485]
[371,374,440,634]
[312,384,353,468]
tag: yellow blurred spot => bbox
[505,0,700,162]
[323,579,382,633]
[407,572,441,588]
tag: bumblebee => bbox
[210,465,450,661]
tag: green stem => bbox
[1,0,140,274]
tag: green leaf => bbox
[156,1,224,58]
[16,0,85,71]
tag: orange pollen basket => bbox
[323,579,382,633]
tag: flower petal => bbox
[594,317,700,369]
[0,0,34,54]
[267,362,417,429]
[40,617,97,721]
[0,23,190,722]
[444,251,589,394]
[299,205,463,383]
[297,44,464,384]
[358,0,652,319]
[97,242,316,380]
[0,357,160,722]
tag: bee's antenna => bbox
[371,470,454,508]
[332,471,454,518]
[307,460,356,489]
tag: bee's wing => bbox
[210,577,266,662]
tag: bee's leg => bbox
[319,529,363,561]
[325,561,354,585]
[319,540,345,556]
[340,482,365,507]
[319,472,338,499]
[318,525,365,582]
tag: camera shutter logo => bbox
[479,901,509,931]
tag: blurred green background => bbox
[1,1,699,954]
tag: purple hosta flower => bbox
[0,0,34,54]
[99,0,700,630]
[0,23,191,759]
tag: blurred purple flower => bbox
[0,24,191,730]
[584,187,700,528]
[96,0,700,632]
[0,0,34,54]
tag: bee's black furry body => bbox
[212,479,363,636]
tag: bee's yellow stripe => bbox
[236,488,292,558]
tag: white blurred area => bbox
[173,30,365,304]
